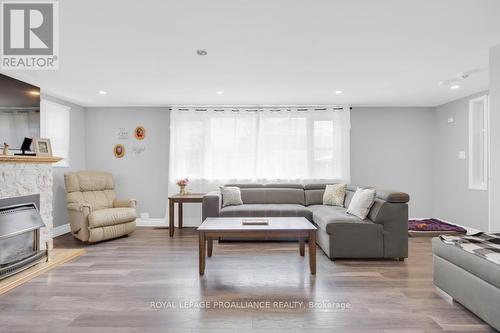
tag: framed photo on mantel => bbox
[33,138,53,157]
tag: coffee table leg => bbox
[199,232,206,275]
[207,238,213,257]
[309,231,316,274]
[169,199,174,237]
[299,239,305,256]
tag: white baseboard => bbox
[136,218,168,227]
[53,223,71,237]
[435,287,454,305]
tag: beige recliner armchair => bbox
[64,171,137,243]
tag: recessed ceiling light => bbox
[29,90,40,96]
[98,90,107,95]
[216,90,224,95]
[335,90,343,94]
[197,49,207,56]
[450,85,460,90]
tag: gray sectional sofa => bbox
[202,183,409,260]
[433,238,500,331]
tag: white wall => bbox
[489,44,500,232]
[85,107,169,219]
[41,94,86,228]
[351,107,434,217]
[433,92,489,231]
[83,106,436,223]
[76,103,492,231]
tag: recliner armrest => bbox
[67,202,92,241]
[67,202,93,213]
[113,199,137,208]
[202,190,221,221]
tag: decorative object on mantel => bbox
[114,144,125,158]
[14,137,36,156]
[176,178,189,195]
[33,138,52,157]
[2,143,9,156]
[135,126,146,140]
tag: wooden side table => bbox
[168,194,205,237]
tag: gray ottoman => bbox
[432,237,500,331]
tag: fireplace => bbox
[0,202,47,279]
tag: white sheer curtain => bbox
[169,106,350,197]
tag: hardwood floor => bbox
[0,227,495,333]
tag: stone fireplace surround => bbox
[0,157,60,250]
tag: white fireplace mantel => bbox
[0,156,62,250]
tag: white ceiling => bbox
[3,0,500,107]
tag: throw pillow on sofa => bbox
[323,184,346,207]
[220,186,243,207]
[346,188,376,219]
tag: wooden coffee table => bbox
[197,217,317,275]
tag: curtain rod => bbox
[168,105,352,111]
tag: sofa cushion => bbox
[65,171,115,193]
[67,190,116,210]
[239,188,306,205]
[305,189,324,206]
[432,237,500,289]
[346,188,376,219]
[308,204,375,234]
[219,204,312,221]
[88,207,137,228]
[220,186,243,207]
[323,184,346,207]
[304,183,409,204]
[305,185,358,206]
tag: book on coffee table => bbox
[241,218,269,225]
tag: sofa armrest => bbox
[113,199,137,208]
[202,190,221,221]
[375,189,409,203]
[368,200,408,258]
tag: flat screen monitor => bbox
[0,74,40,151]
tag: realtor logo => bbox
[1,1,59,69]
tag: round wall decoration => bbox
[135,126,146,140]
[114,144,125,158]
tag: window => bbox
[40,100,70,167]
[169,106,350,192]
[468,95,489,190]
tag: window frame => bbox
[40,99,71,168]
[468,95,489,190]
[169,106,351,183]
